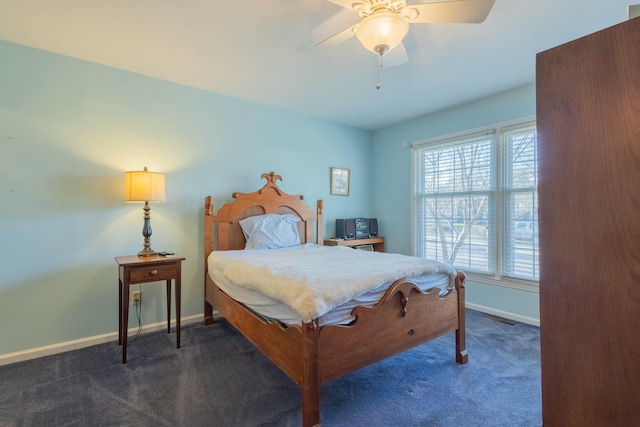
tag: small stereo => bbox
[354,218,369,239]
[335,218,379,240]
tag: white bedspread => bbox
[213,244,457,322]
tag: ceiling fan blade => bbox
[312,8,359,46]
[315,24,357,47]
[325,0,361,10]
[382,42,409,68]
[408,0,495,24]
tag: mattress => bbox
[208,244,454,326]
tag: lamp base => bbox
[138,247,157,257]
[138,201,156,257]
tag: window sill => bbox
[464,272,539,293]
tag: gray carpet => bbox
[0,309,541,426]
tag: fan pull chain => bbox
[373,45,388,90]
[376,53,382,90]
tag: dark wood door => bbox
[537,17,640,426]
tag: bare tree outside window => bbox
[423,143,491,266]
[412,121,538,281]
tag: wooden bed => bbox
[204,172,467,427]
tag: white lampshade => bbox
[356,11,409,54]
[124,167,166,203]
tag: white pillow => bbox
[239,214,301,250]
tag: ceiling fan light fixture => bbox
[356,11,409,55]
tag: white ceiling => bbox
[0,0,633,130]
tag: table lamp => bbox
[124,167,166,256]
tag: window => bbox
[411,120,538,284]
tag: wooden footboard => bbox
[206,272,466,427]
[318,271,467,384]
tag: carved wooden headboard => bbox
[204,172,323,262]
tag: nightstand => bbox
[116,255,186,363]
[323,237,385,252]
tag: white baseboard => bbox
[466,303,539,327]
[0,314,204,367]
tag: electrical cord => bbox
[127,284,143,344]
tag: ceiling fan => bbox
[315,0,495,87]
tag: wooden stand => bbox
[116,255,185,363]
[323,237,385,252]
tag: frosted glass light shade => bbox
[356,12,409,54]
[124,168,166,203]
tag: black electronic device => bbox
[368,218,378,237]
[336,218,379,239]
[335,218,356,240]
[355,218,369,239]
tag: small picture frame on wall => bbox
[330,167,350,196]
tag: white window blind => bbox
[412,120,539,283]
[412,131,495,273]
[502,124,539,280]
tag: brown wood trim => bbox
[318,278,463,383]
[323,237,385,252]
[204,195,214,325]
[302,320,320,427]
[454,271,468,364]
[206,276,306,383]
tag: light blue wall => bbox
[0,40,540,358]
[371,84,540,323]
[0,41,373,356]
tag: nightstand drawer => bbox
[129,263,176,283]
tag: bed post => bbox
[316,200,323,245]
[455,271,468,364]
[204,196,215,325]
[301,319,320,427]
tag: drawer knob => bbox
[150,269,158,275]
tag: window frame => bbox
[410,117,538,292]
